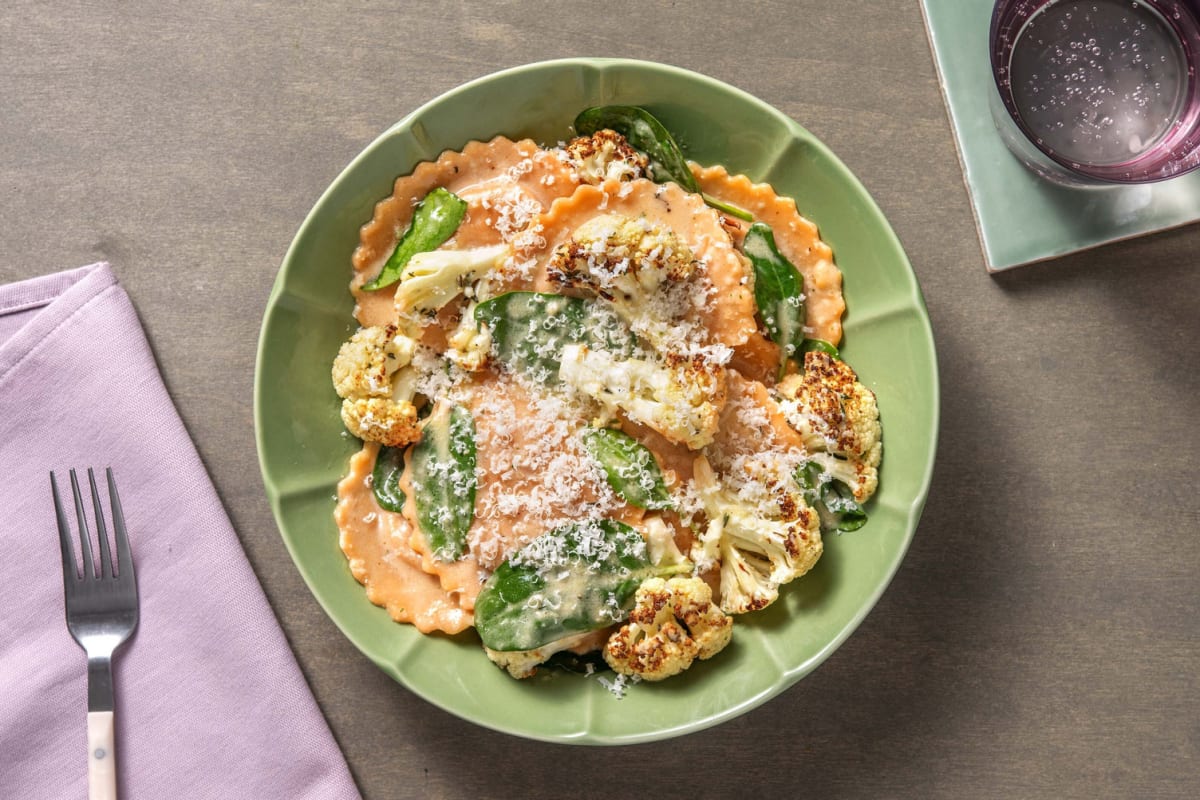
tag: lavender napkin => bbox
[0,264,360,799]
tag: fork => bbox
[52,468,139,800]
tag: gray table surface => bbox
[4,2,1197,798]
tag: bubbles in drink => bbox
[1008,0,1188,166]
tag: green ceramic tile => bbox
[922,0,1200,271]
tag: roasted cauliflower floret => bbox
[776,350,881,503]
[563,130,649,184]
[603,576,732,681]
[691,456,822,615]
[339,396,419,448]
[331,324,415,398]
[394,244,509,316]
[559,344,726,450]
[548,213,696,303]
[776,351,880,459]
[331,324,421,447]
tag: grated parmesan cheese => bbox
[597,671,641,698]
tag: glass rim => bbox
[990,0,1200,184]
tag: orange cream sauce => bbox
[462,373,630,571]
[711,370,807,462]
[692,164,846,347]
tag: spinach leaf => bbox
[573,105,753,221]
[474,519,654,652]
[363,187,467,291]
[371,445,407,513]
[473,291,636,383]
[410,403,476,560]
[796,460,867,533]
[742,222,806,376]
[575,105,700,192]
[582,428,671,510]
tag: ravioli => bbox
[336,444,471,634]
[691,163,846,347]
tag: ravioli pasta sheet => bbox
[331,118,881,684]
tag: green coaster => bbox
[922,0,1200,271]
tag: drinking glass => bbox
[990,0,1200,185]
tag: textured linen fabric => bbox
[0,264,361,799]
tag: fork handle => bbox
[87,711,117,799]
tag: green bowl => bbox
[254,58,939,744]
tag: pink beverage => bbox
[991,0,1200,183]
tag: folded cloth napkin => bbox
[0,264,360,799]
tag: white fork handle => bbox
[87,711,117,799]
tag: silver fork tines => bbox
[53,467,139,800]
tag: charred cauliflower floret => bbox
[603,576,732,681]
[559,344,726,450]
[691,456,822,615]
[339,395,419,447]
[331,324,421,447]
[776,350,881,503]
[331,324,413,398]
[548,213,696,303]
[563,129,649,184]
[394,244,509,316]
